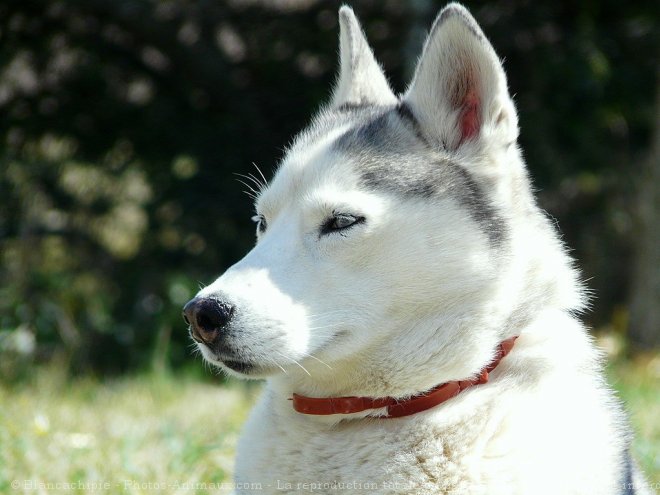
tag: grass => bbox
[0,353,658,494]
[606,352,660,483]
[0,367,255,494]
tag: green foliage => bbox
[0,0,657,374]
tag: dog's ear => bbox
[330,6,397,108]
[403,3,518,152]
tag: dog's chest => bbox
[234,394,490,494]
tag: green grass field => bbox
[1,354,658,494]
[0,367,255,494]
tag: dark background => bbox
[1,0,658,378]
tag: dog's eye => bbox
[320,214,365,235]
[251,214,267,234]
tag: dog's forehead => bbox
[258,104,505,245]
[256,113,359,214]
[256,107,383,212]
[260,105,424,208]
[284,103,475,193]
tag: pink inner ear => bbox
[458,88,480,145]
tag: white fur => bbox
[192,4,650,494]
[331,7,397,108]
[404,4,519,151]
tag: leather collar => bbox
[291,336,518,419]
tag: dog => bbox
[183,4,650,494]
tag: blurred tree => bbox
[0,0,656,376]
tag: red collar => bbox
[292,336,518,419]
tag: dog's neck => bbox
[289,336,518,419]
[269,317,519,418]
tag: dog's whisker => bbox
[235,178,260,198]
[235,172,266,194]
[306,323,342,331]
[248,173,266,192]
[237,186,258,200]
[301,352,333,370]
[274,350,311,376]
[188,342,201,357]
[293,360,312,376]
[270,358,288,375]
[251,173,266,191]
[252,162,268,189]
[306,309,350,317]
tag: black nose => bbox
[182,297,234,345]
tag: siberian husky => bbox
[183,4,650,494]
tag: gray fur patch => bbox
[620,449,636,494]
[336,102,373,113]
[396,101,428,145]
[449,165,506,245]
[333,105,506,246]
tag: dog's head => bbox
[184,4,582,395]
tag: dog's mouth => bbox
[221,359,255,374]
[196,344,261,376]
[190,332,257,375]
